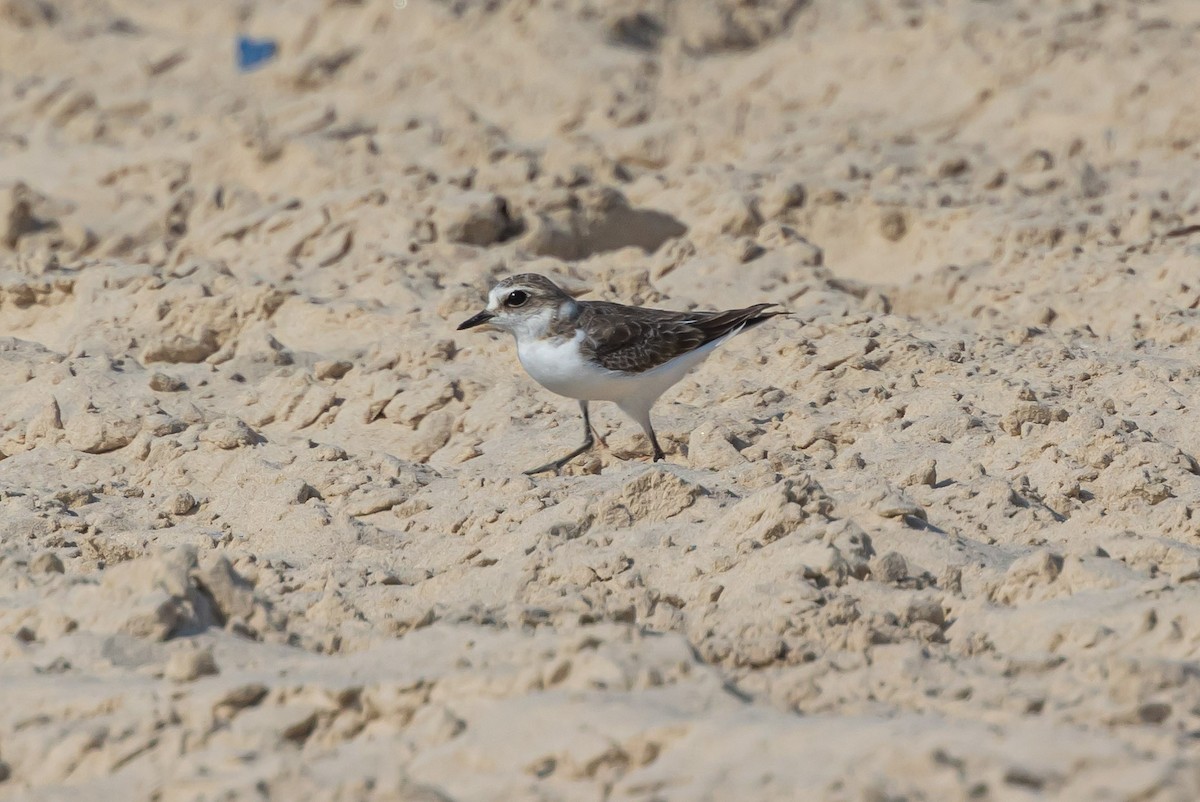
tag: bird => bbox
[457,273,786,474]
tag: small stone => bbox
[30,551,64,574]
[141,329,220,364]
[201,418,260,449]
[164,647,219,682]
[936,157,970,178]
[1000,403,1068,436]
[195,555,258,623]
[214,683,269,713]
[871,551,909,583]
[688,424,746,470]
[880,209,907,241]
[875,491,926,520]
[1137,702,1171,725]
[433,191,514,246]
[65,412,139,453]
[313,443,348,461]
[164,490,197,516]
[0,181,38,248]
[902,459,938,488]
[906,597,945,626]
[760,181,806,218]
[314,359,353,380]
[1,0,56,28]
[149,372,186,392]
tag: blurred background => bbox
[3,0,1200,354]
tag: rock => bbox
[874,490,926,520]
[936,157,970,178]
[1,0,57,28]
[902,458,938,487]
[213,683,269,715]
[194,555,258,624]
[522,186,687,259]
[433,191,514,246]
[24,397,63,444]
[688,424,746,470]
[816,337,875,370]
[988,550,1063,605]
[141,329,220,364]
[0,181,38,247]
[760,181,806,218]
[713,192,762,238]
[871,551,909,583]
[65,411,139,453]
[880,209,907,241]
[1000,403,1068,436]
[591,470,700,528]
[795,542,853,587]
[314,359,353,380]
[201,417,260,449]
[148,371,186,392]
[714,479,811,545]
[906,597,945,626]
[163,490,197,516]
[164,647,218,682]
[30,551,64,573]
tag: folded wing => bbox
[579,301,785,373]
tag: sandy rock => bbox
[433,192,514,246]
[872,489,926,521]
[141,329,221,364]
[988,550,1064,605]
[871,551,910,584]
[590,469,700,528]
[201,417,260,449]
[24,397,63,444]
[164,646,219,682]
[148,372,186,392]
[687,424,746,469]
[1000,403,1069,436]
[315,360,353,380]
[29,551,64,573]
[902,459,938,488]
[0,181,38,247]
[714,479,811,545]
[1,0,56,28]
[163,490,197,515]
[65,410,140,453]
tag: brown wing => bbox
[578,301,784,373]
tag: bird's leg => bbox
[647,425,666,462]
[617,401,667,463]
[524,400,596,475]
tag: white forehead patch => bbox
[488,284,529,310]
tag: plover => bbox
[457,273,786,474]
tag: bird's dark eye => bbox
[505,290,529,308]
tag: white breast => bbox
[514,327,731,409]
[517,331,625,401]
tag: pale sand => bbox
[2,0,1200,799]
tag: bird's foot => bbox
[523,437,595,476]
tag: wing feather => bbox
[578,301,784,373]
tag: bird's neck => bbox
[512,300,580,344]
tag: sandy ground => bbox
[3,0,1200,799]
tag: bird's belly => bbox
[516,335,719,404]
[517,337,627,401]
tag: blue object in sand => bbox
[237,36,278,71]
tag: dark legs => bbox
[617,400,665,463]
[647,426,665,462]
[524,400,596,475]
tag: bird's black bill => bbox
[457,310,496,330]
